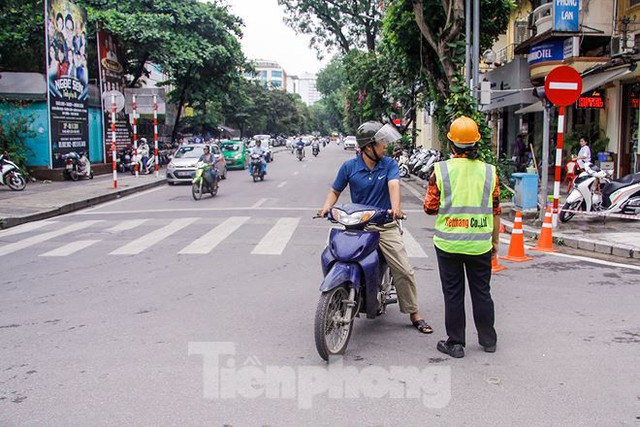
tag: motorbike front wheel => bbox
[192,180,203,200]
[559,200,583,223]
[5,171,26,191]
[314,285,355,361]
[68,169,79,181]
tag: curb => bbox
[0,179,167,230]
[401,173,640,260]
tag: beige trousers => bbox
[366,223,419,314]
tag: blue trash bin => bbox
[511,172,538,210]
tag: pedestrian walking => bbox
[423,116,500,358]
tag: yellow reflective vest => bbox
[433,158,496,255]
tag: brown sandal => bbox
[412,319,433,334]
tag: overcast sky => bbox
[223,0,330,76]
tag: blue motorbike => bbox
[314,203,400,360]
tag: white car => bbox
[166,144,227,184]
[343,135,357,150]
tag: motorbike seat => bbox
[603,173,640,197]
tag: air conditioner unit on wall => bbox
[611,33,635,57]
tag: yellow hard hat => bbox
[447,116,481,145]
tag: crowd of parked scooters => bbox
[395,147,443,181]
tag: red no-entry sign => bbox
[544,66,583,106]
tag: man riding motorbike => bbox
[198,145,217,184]
[249,139,267,175]
[295,138,306,159]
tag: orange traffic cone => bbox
[501,210,533,262]
[491,253,507,273]
[530,206,556,253]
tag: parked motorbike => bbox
[559,162,640,222]
[313,203,401,361]
[312,145,320,157]
[64,151,93,181]
[417,150,442,180]
[250,153,265,182]
[130,151,156,175]
[0,152,27,191]
[296,146,305,161]
[117,147,132,173]
[396,150,410,178]
[191,162,219,200]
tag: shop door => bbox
[621,84,640,177]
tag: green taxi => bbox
[220,140,248,170]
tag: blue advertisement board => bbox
[527,40,565,65]
[554,0,580,32]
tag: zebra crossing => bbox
[0,217,431,258]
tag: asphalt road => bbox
[1,143,639,426]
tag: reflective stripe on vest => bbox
[434,159,495,255]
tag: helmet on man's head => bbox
[447,116,481,147]
[356,121,403,150]
[356,121,384,149]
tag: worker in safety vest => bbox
[423,116,500,359]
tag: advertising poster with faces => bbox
[45,0,89,168]
[97,29,131,159]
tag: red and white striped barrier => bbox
[153,95,159,178]
[132,94,138,177]
[111,94,117,189]
[552,106,566,227]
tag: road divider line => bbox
[403,229,429,258]
[0,220,58,238]
[110,218,198,255]
[0,220,103,257]
[178,217,249,255]
[277,182,287,188]
[251,217,300,255]
[107,219,149,232]
[40,240,101,257]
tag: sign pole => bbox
[552,105,565,226]
[132,95,138,177]
[111,94,118,189]
[153,95,159,178]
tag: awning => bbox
[515,66,634,114]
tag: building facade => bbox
[244,59,287,90]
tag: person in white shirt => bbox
[577,136,591,169]
[249,139,267,175]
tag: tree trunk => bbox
[129,52,150,88]
[171,82,191,144]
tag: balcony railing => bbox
[531,2,552,36]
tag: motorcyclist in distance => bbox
[249,139,267,175]
[295,137,306,158]
[198,145,217,184]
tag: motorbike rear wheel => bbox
[68,169,79,181]
[314,285,355,361]
[192,180,203,201]
[210,179,218,197]
[559,200,582,223]
[5,171,26,191]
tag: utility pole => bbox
[465,0,471,89]
[473,0,480,102]
[540,104,551,221]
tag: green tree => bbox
[0,1,45,72]
[277,0,382,56]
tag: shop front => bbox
[620,82,640,177]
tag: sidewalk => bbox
[0,172,166,229]
[403,175,640,259]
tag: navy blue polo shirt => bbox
[332,155,400,210]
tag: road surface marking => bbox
[400,180,426,201]
[107,219,149,232]
[0,221,57,238]
[0,220,103,257]
[251,198,268,208]
[251,217,300,255]
[110,218,198,255]
[40,240,100,257]
[403,229,428,258]
[293,171,300,176]
[277,182,287,188]
[75,186,166,213]
[302,164,308,168]
[178,217,250,254]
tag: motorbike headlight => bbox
[167,162,176,171]
[331,208,376,226]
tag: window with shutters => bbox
[514,21,528,45]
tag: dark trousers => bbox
[435,247,497,348]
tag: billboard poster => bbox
[97,29,131,161]
[44,0,89,169]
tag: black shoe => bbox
[437,340,464,358]
[483,344,496,353]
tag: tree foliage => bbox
[0,1,45,72]
[278,0,382,56]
